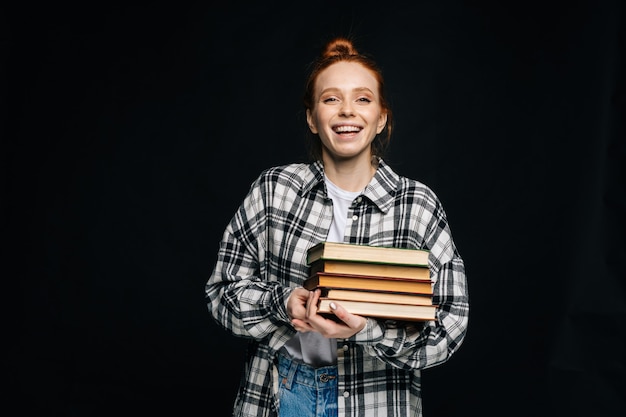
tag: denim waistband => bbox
[277,352,338,390]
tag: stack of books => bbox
[304,241,436,321]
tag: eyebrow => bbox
[320,87,375,95]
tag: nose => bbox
[339,101,355,116]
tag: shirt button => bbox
[343,345,349,351]
[352,215,358,221]
[343,391,350,398]
[355,197,362,203]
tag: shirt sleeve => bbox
[351,194,469,371]
[205,175,293,340]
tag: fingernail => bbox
[329,302,337,310]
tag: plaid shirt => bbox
[206,159,469,417]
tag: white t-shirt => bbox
[325,177,362,243]
[281,175,362,367]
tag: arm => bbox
[205,177,294,341]
[351,197,469,370]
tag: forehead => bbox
[315,61,379,92]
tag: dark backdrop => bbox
[3,2,625,416]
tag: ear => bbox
[306,109,318,134]
[376,112,388,134]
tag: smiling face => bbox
[306,61,388,166]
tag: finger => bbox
[305,289,321,317]
[291,318,312,332]
[328,301,366,331]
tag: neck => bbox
[322,154,376,192]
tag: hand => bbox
[287,287,316,332]
[296,289,367,339]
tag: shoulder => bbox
[248,162,322,194]
[254,163,314,184]
[398,175,437,196]
[258,162,311,178]
[398,176,443,212]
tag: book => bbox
[320,288,433,306]
[304,272,433,295]
[309,258,430,281]
[317,298,437,321]
[306,241,429,267]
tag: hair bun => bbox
[322,37,359,58]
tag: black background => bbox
[3,2,625,416]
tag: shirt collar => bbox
[301,159,399,214]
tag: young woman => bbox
[206,36,469,417]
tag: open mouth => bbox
[333,125,362,135]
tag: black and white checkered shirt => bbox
[206,159,469,417]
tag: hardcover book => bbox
[306,241,429,267]
[309,258,430,280]
[304,272,433,295]
[320,288,433,306]
[317,298,436,321]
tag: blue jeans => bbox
[277,352,338,417]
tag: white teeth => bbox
[335,125,361,133]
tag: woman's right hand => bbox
[287,287,316,332]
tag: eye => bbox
[322,97,339,103]
[357,97,372,103]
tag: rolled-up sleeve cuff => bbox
[349,318,384,345]
[276,286,294,324]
